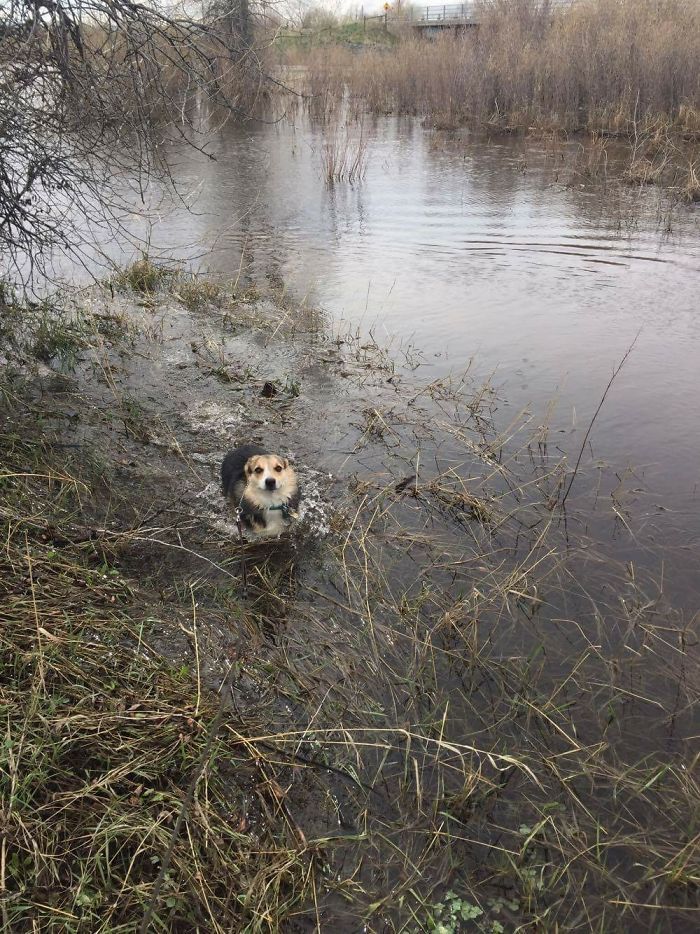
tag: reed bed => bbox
[1,274,698,930]
[300,0,700,141]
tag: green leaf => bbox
[459,902,483,920]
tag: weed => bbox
[320,123,368,184]
[419,891,484,932]
[31,304,89,371]
[112,256,171,294]
[173,276,224,311]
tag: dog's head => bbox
[245,453,294,494]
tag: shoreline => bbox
[0,265,698,930]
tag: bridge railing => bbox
[412,4,478,23]
[405,1,576,26]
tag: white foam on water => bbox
[294,465,333,539]
[186,400,244,439]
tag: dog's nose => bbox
[265,477,276,490]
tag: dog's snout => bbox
[265,477,277,490]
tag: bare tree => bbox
[0,0,269,284]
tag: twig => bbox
[561,331,641,507]
[235,506,249,595]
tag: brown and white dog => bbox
[221,444,300,537]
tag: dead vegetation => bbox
[1,269,698,930]
[679,157,700,202]
[295,0,700,187]
[0,1,275,283]
[320,123,369,184]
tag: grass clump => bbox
[31,305,90,371]
[321,124,368,184]
[112,256,172,295]
[173,276,224,311]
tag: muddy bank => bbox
[1,271,698,931]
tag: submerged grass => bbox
[320,124,368,184]
[1,272,698,930]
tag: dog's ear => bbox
[282,458,289,469]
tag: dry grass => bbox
[0,441,315,930]
[172,276,224,311]
[679,157,700,202]
[301,0,700,140]
[1,273,698,930]
[111,256,173,294]
[320,123,369,183]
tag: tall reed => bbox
[302,0,700,138]
[320,124,368,183]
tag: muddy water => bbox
[67,113,700,606]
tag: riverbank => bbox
[1,265,697,930]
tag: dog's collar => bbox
[267,503,292,518]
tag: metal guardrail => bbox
[414,4,479,24]
[409,1,577,26]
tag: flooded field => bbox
[64,111,700,607]
[4,110,699,931]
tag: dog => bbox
[221,444,300,537]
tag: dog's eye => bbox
[254,466,263,475]
[274,465,282,473]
